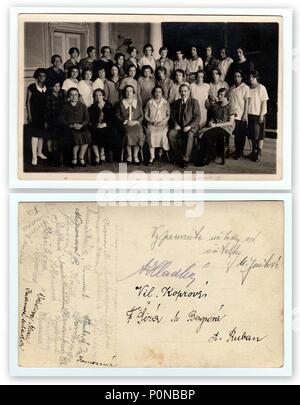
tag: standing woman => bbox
[156,47,173,78]
[77,68,94,108]
[247,70,269,162]
[58,87,91,167]
[173,50,188,78]
[88,88,116,165]
[190,70,210,129]
[137,65,155,107]
[125,46,139,72]
[218,47,233,82]
[119,65,138,97]
[46,55,65,89]
[44,81,65,165]
[144,86,170,166]
[107,64,122,107]
[229,70,250,159]
[186,46,203,83]
[204,45,220,83]
[63,47,80,78]
[114,52,126,79]
[79,46,97,80]
[138,43,156,72]
[116,85,145,164]
[62,66,80,93]
[26,68,48,165]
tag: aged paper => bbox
[18,201,284,368]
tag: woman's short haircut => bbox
[101,46,111,54]
[127,46,138,55]
[218,87,229,98]
[68,47,80,56]
[123,84,135,95]
[156,66,167,75]
[114,52,125,61]
[151,85,163,96]
[141,64,154,75]
[126,64,137,75]
[237,46,247,55]
[87,46,96,55]
[93,88,105,97]
[67,66,79,78]
[143,43,154,53]
[159,46,168,54]
[66,87,79,98]
[249,70,260,80]
[233,69,244,79]
[111,64,120,73]
[196,70,205,78]
[51,54,62,64]
[33,68,47,79]
[82,67,93,78]
[212,67,222,76]
[175,68,185,76]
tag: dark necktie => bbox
[180,100,186,127]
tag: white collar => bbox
[36,82,47,93]
[122,98,137,109]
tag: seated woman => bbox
[144,86,170,166]
[137,65,155,107]
[88,88,117,165]
[26,68,48,166]
[58,87,91,168]
[116,85,145,165]
[195,88,236,166]
[77,68,94,108]
[45,81,65,165]
[62,66,80,93]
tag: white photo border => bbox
[9,7,292,190]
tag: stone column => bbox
[99,22,110,48]
[149,23,163,59]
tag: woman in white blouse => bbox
[77,68,94,107]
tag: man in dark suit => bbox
[168,84,200,168]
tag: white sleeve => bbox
[261,85,269,101]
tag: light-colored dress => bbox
[229,82,250,120]
[145,98,170,150]
[138,55,156,72]
[156,58,174,77]
[62,78,78,92]
[219,57,233,81]
[92,78,105,91]
[186,57,204,82]
[190,82,210,128]
[78,80,93,107]
[137,77,155,106]
[209,80,229,102]
[173,59,189,75]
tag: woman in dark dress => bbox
[227,47,255,86]
[116,85,145,164]
[58,87,91,167]
[63,47,80,78]
[46,55,65,89]
[26,68,48,166]
[44,81,65,165]
[195,87,236,166]
[89,88,118,165]
[79,46,97,80]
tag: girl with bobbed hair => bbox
[137,64,155,107]
[138,43,156,72]
[62,66,80,93]
[116,85,145,165]
[63,47,80,78]
[88,88,117,165]
[26,68,48,165]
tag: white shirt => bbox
[219,57,233,81]
[229,82,250,120]
[35,82,47,93]
[92,78,105,91]
[186,57,203,74]
[77,80,93,107]
[248,84,269,116]
[138,55,156,72]
[62,78,78,92]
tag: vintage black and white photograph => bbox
[18,13,283,180]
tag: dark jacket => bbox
[170,97,200,134]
